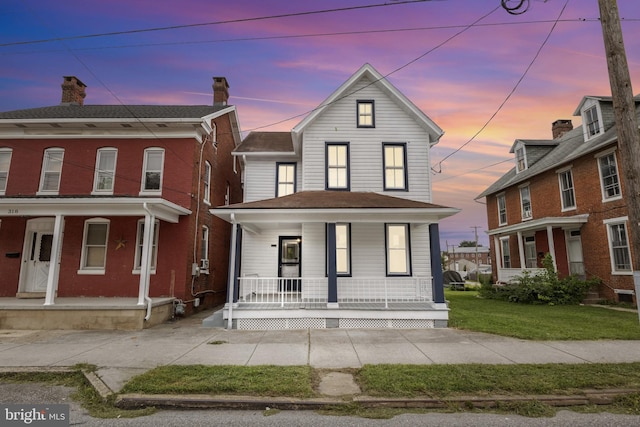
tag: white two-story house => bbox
[212,64,459,329]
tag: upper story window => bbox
[584,105,601,138]
[515,147,527,173]
[357,100,375,128]
[520,185,532,220]
[386,223,411,276]
[383,143,407,191]
[203,161,211,205]
[497,193,507,226]
[141,148,164,195]
[93,148,117,194]
[0,148,12,195]
[276,163,296,197]
[326,143,350,190]
[598,151,621,201]
[558,168,576,211]
[605,218,632,274]
[79,218,109,274]
[38,148,64,194]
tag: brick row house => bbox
[211,64,459,329]
[0,76,242,329]
[476,95,638,304]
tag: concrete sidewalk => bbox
[1,309,640,394]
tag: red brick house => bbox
[0,76,242,329]
[476,95,638,304]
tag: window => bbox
[211,123,217,144]
[558,169,576,210]
[141,148,164,193]
[497,194,507,226]
[584,105,601,137]
[134,219,159,272]
[330,223,351,276]
[201,225,209,263]
[606,219,632,273]
[520,185,532,220]
[383,143,407,190]
[93,148,117,194]
[326,143,349,190]
[500,237,511,268]
[203,161,211,204]
[598,152,621,200]
[276,163,296,197]
[524,236,536,268]
[386,224,411,276]
[38,148,64,194]
[357,100,374,128]
[79,219,109,273]
[0,148,12,194]
[515,147,526,172]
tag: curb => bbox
[116,388,640,411]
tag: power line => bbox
[0,0,433,48]
[432,0,570,172]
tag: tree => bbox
[459,240,482,247]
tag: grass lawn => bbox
[446,290,640,340]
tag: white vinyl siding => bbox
[38,148,64,194]
[241,227,302,278]
[301,76,433,202]
[243,158,301,202]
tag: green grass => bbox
[446,290,640,340]
[121,365,316,398]
[357,363,640,398]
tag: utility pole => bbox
[471,226,481,270]
[598,0,640,320]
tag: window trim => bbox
[382,143,408,191]
[604,217,632,275]
[385,223,412,277]
[203,161,211,205]
[356,99,375,128]
[92,147,118,195]
[497,193,507,226]
[596,150,622,202]
[140,147,164,195]
[557,167,576,211]
[133,219,159,274]
[519,184,532,221]
[78,218,109,275]
[325,142,350,191]
[0,147,12,195]
[276,162,297,197]
[37,148,64,195]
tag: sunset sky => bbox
[1,0,639,247]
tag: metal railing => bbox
[237,276,433,308]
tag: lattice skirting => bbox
[235,317,435,330]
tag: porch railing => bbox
[497,268,545,283]
[236,276,433,307]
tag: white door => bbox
[20,219,55,293]
[566,230,585,278]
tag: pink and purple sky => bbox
[1,0,639,247]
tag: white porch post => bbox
[517,231,525,269]
[493,235,502,282]
[226,219,238,330]
[546,225,558,270]
[44,214,64,306]
[137,211,155,306]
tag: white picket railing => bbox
[236,276,433,307]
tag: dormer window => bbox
[584,106,600,137]
[357,100,375,128]
[515,147,527,173]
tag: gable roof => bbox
[291,63,443,144]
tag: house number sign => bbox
[7,209,19,214]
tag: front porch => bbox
[220,276,448,330]
[0,297,175,330]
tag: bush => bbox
[478,254,599,305]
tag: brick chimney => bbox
[60,76,87,106]
[552,119,573,139]
[212,77,229,107]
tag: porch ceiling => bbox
[487,214,589,236]
[0,197,191,223]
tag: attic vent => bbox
[120,124,132,128]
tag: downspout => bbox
[142,202,154,321]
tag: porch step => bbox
[201,309,225,328]
[582,290,601,305]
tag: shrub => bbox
[478,254,599,305]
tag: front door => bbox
[20,218,55,294]
[278,236,301,292]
